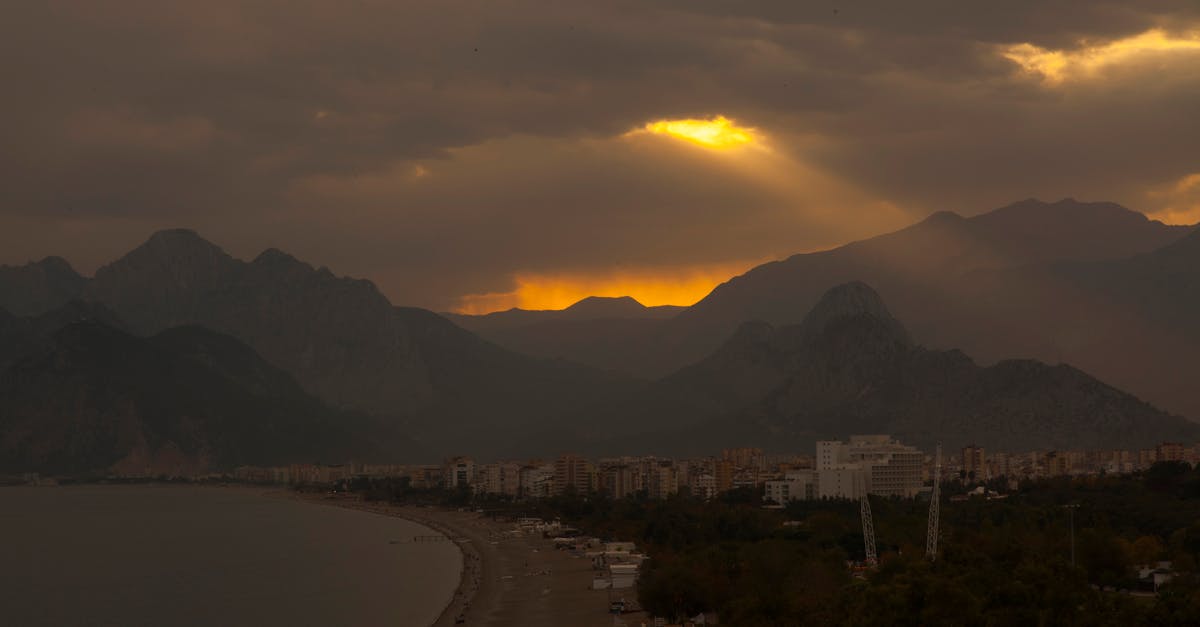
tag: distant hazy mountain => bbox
[664,198,1195,368]
[0,300,125,371]
[447,295,683,333]
[445,296,683,371]
[458,198,1198,419]
[580,282,1198,454]
[0,256,88,316]
[0,230,637,457]
[2,199,1194,460]
[0,318,395,475]
[944,225,1200,421]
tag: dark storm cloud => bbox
[2,1,1199,310]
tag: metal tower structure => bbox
[859,473,877,566]
[926,442,942,561]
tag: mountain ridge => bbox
[0,317,401,475]
[5,231,640,458]
[570,282,1198,455]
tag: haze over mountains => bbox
[1,198,1197,473]
[564,282,1198,455]
[0,315,390,475]
[455,198,1200,420]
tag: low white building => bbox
[765,470,817,504]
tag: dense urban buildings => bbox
[223,437,1200,505]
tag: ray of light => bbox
[454,259,767,314]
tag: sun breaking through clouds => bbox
[630,116,758,150]
[454,260,768,314]
[1003,29,1200,84]
[5,2,1200,311]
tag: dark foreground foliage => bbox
[345,463,1200,626]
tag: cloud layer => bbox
[3,1,1199,311]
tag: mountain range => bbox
[445,296,683,369]
[451,198,1200,420]
[0,231,638,465]
[0,311,396,475]
[1,197,1196,471]
[561,282,1199,455]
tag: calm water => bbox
[0,486,461,627]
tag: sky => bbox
[3,1,1200,313]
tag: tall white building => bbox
[814,436,925,499]
[849,435,924,498]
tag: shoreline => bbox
[287,494,486,626]
[290,492,624,627]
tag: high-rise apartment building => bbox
[553,454,595,495]
[962,444,986,480]
[442,456,474,489]
[714,459,735,493]
[721,447,764,470]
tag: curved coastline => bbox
[287,495,482,626]
[289,492,619,627]
[1,485,462,627]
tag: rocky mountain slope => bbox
[576,282,1199,454]
[458,199,1200,419]
[444,296,682,370]
[0,256,88,316]
[0,231,637,457]
[0,318,396,475]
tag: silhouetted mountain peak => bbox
[86,230,241,331]
[979,197,1148,226]
[796,281,912,345]
[250,248,317,276]
[253,247,299,265]
[34,256,77,275]
[564,295,649,318]
[0,255,88,316]
[105,229,235,274]
[921,210,966,225]
[143,228,221,251]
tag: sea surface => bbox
[0,485,461,627]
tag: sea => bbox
[0,485,461,627]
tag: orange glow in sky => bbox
[1003,29,1200,84]
[1147,172,1200,225]
[454,260,767,314]
[630,116,758,149]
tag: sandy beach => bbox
[297,494,636,627]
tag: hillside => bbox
[0,319,398,475]
[0,231,637,456]
[0,256,88,316]
[461,199,1199,419]
[573,283,1199,454]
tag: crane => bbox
[859,472,877,566]
[926,442,942,561]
